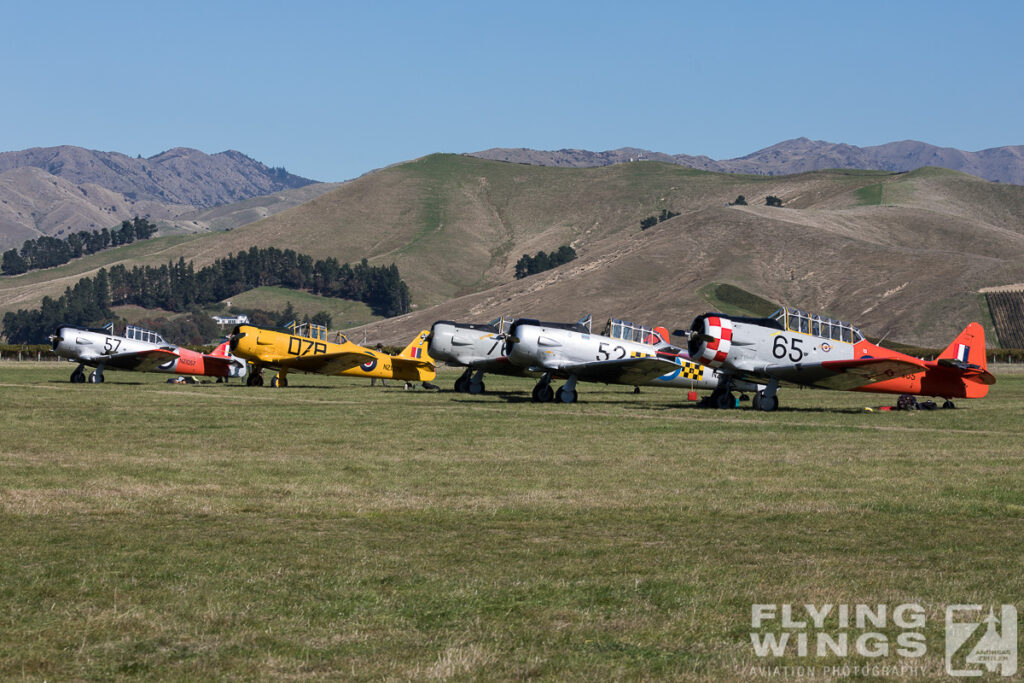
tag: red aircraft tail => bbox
[933,322,995,396]
[211,339,232,357]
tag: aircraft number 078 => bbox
[288,336,328,356]
[772,335,805,362]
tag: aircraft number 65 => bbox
[597,342,627,361]
[772,335,805,362]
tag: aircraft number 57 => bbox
[772,335,805,362]
[103,337,122,354]
[597,342,627,361]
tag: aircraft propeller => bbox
[48,328,64,351]
[227,326,246,352]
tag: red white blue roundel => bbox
[361,358,377,372]
[699,316,733,367]
[821,342,832,353]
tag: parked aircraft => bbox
[427,317,536,394]
[502,317,761,403]
[686,306,995,411]
[229,321,435,387]
[49,323,246,383]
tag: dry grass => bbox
[0,362,1022,679]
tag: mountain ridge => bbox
[0,146,325,249]
[471,138,1024,185]
[3,155,1023,347]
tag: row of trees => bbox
[1,218,158,275]
[731,195,784,207]
[2,247,411,343]
[640,209,680,230]
[514,245,577,279]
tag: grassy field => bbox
[1,362,1022,680]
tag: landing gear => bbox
[555,376,578,404]
[246,367,264,386]
[270,373,288,388]
[70,364,86,383]
[531,373,577,404]
[531,378,554,403]
[454,368,486,394]
[454,368,472,393]
[468,370,486,395]
[942,400,956,409]
[753,379,780,412]
[89,367,105,383]
[703,376,735,409]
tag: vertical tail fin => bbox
[937,322,988,370]
[211,339,232,358]
[398,330,434,363]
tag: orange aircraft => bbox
[229,321,435,387]
[686,306,995,411]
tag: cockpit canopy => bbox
[771,307,864,343]
[603,318,666,345]
[288,321,337,342]
[124,324,166,345]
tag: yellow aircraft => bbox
[229,321,435,387]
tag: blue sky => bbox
[3,1,1022,182]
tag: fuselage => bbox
[51,325,245,377]
[230,324,435,381]
[688,309,991,399]
[427,321,534,376]
[506,319,759,391]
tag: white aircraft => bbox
[427,317,537,393]
[50,323,246,383]
[502,317,761,403]
[686,307,994,411]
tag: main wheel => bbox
[715,392,733,409]
[89,370,104,383]
[70,368,86,383]
[752,393,762,411]
[468,381,485,395]
[532,384,554,403]
[271,375,287,388]
[758,395,779,412]
[942,400,956,409]
[556,386,578,403]
[454,376,469,393]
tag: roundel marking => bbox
[361,358,378,372]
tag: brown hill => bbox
[3,156,1023,347]
[0,146,323,250]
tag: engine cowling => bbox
[687,314,734,368]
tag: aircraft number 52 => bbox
[596,342,627,361]
[772,335,805,362]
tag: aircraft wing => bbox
[277,350,376,375]
[763,357,926,391]
[550,357,680,385]
[94,348,179,371]
[391,357,435,372]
